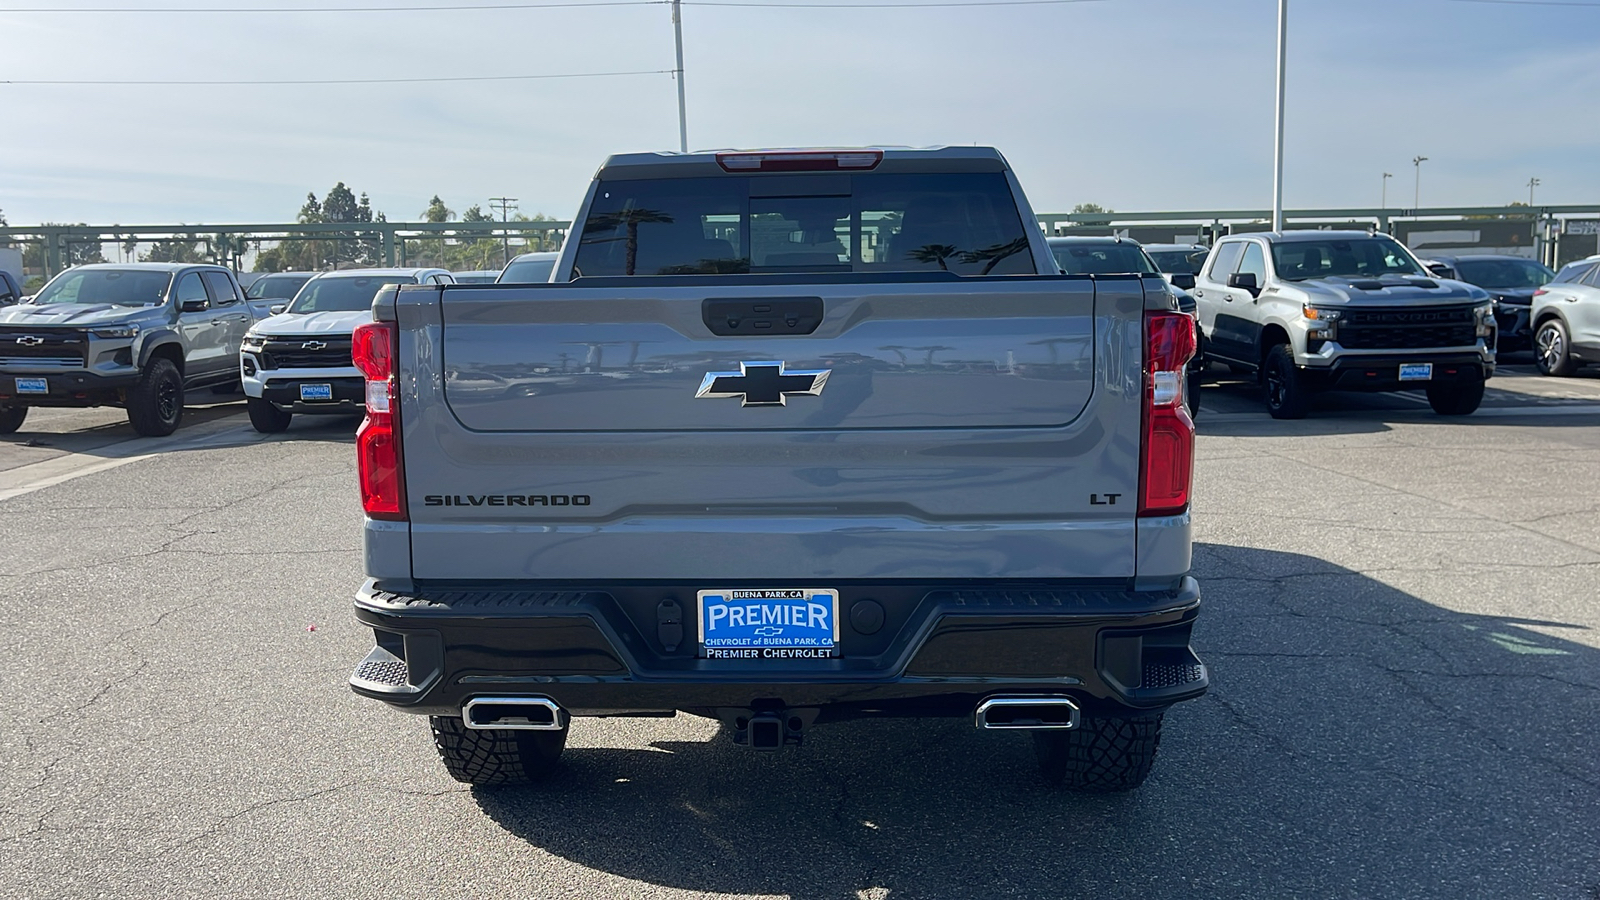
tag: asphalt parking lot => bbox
[3,363,1599,900]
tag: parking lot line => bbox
[0,419,265,502]
[1201,402,1600,424]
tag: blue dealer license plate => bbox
[299,383,333,401]
[15,377,47,394]
[1398,363,1433,382]
[698,589,840,660]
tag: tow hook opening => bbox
[719,705,818,751]
[462,696,568,731]
[974,695,1081,730]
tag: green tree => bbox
[513,212,558,253]
[21,224,107,269]
[1072,203,1113,215]
[143,235,203,263]
[422,195,454,223]
[252,245,288,273]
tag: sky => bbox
[2,0,1598,227]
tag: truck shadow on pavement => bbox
[470,543,1600,900]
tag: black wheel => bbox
[1185,366,1202,421]
[430,715,567,787]
[0,404,27,435]
[1034,713,1163,792]
[126,357,184,437]
[1534,318,1578,377]
[1426,379,1485,416]
[246,396,293,433]
[1262,343,1311,419]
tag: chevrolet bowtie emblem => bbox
[695,361,830,407]
[15,336,44,347]
[301,340,327,351]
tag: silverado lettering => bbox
[422,494,592,507]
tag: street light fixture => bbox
[1382,172,1393,210]
[1412,156,1428,210]
[1271,0,1288,232]
[1528,177,1541,207]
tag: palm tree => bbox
[584,208,674,275]
[959,237,1031,276]
[908,243,961,271]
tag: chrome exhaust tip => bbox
[463,696,567,731]
[974,695,1081,730]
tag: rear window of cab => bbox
[573,173,1034,278]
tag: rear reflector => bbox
[353,321,405,521]
[1139,312,1196,518]
[716,150,883,172]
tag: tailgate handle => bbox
[703,297,823,336]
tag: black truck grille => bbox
[258,338,353,370]
[0,329,87,366]
[1339,306,1477,350]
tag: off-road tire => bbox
[1262,343,1312,419]
[246,397,293,433]
[430,715,567,787]
[1185,366,1202,421]
[1426,379,1485,416]
[1534,319,1578,377]
[0,404,27,435]
[126,357,184,437]
[1033,713,1162,792]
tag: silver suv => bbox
[1530,255,1600,376]
[1192,231,1496,418]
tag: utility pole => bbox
[1527,176,1541,208]
[1381,172,1392,210]
[672,0,688,153]
[1412,156,1428,210]
[1271,0,1287,233]
[488,196,518,268]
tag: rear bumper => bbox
[348,576,1208,720]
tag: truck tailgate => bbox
[395,274,1148,582]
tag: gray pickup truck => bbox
[0,263,255,436]
[1193,231,1497,418]
[347,147,1208,791]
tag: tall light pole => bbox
[489,196,518,267]
[1381,172,1393,210]
[1271,0,1287,233]
[672,0,688,153]
[1528,176,1541,207]
[1412,156,1428,210]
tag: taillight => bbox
[1532,288,1547,297]
[353,321,405,520]
[715,150,883,172]
[1139,311,1196,517]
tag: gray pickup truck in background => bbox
[346,147,1208,792]
[1193,231,1497,418]
[0,262,256,435]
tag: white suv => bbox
[1531,255,1600,376]
[240,268,452,432]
